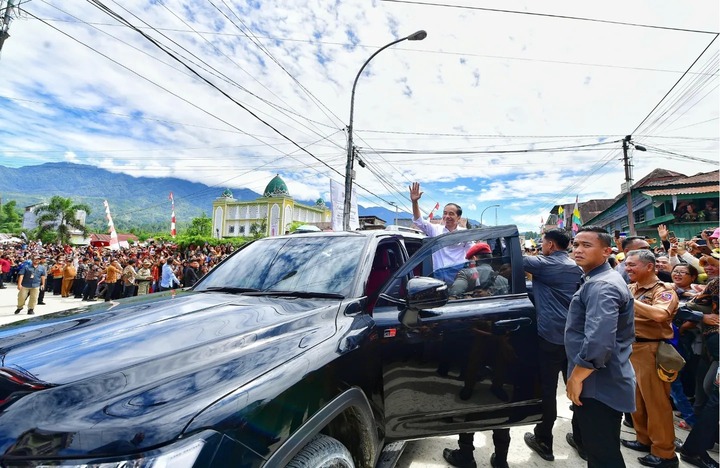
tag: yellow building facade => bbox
[211,175,332,238]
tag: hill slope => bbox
[0,163,410,231]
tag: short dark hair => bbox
[544,228,571,250]
[621,236,646,251]
[445,203,462,217]
[577,225,612,247]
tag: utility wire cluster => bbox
[9,1,720,222]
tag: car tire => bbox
[286,434,355,468]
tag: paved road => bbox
[1,284,716,467]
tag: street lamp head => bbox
[406,30,427,41]
[633,144,647,152]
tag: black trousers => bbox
[457,429,511,463]
[83,280,98,300]
[534,337,568,446]
[104,282,117,302]
[683,380,719,455]
[52,277,62,295]
[73,278,85,298]
[572,398,625,468]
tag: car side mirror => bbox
[400,277,449,327]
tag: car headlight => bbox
[33,437,205,468]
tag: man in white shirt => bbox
[410,182,467,283]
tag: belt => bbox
[635,337,663,343]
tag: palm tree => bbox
[249,219,267,240]
[35,196,92,245]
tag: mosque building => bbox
[211,175,331,238]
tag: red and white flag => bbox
[103,200,119,250]
[169,192,176,238]
[428,202,440,220]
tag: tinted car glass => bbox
[377,234,512,307]
[196,236,367,297]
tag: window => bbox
[634,210,645,223]
[376,233,513,308]
[228,226,235,234]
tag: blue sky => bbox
[0,0,717,232]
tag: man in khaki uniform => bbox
[621,249,679,468]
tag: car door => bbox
[371,226,542,442]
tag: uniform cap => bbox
[656,342,685,383]
[465,242,492,259]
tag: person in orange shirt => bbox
[104,260,123,302]
[50,258,64,296]
[61,260,76,297]
[621,249,679,468]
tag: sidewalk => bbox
[1,282,86,327]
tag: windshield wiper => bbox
[244,290,345,299]
[199,287,259,294]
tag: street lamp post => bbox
[388,201,399,225]
[343,30,427,231]
[480,204,500,227]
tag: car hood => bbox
[0,291,339,459]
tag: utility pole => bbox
[0,0,22,55]
[622,135,636,236]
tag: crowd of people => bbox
[3,240,236,315]
[410,182,718,468]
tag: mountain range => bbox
[0,163,411,232]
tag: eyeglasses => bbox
[672,271,690,275]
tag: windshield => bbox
[195,235,367,297]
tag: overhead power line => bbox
[382,0,720,35]
[632,34,719,134]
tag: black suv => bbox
[0,225,540,467]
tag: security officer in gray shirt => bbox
[565,226,636,468]
[522,228,583,461]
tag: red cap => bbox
[466,242,492,259]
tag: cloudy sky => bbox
[1,0,717,231]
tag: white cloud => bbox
[0,0,716,234]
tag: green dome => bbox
[263,174,290,197]
[315,198,325,207]
[221,188,233,198]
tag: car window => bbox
[195,236,367,296]
[376,233,513,306]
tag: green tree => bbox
[186,213,212,237]
[249,219,267,240]
[34,196,92,245]
[0,200,22,232]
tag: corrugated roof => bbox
[643,170,719,187]
[90,233,139,242]
[642,186,719,196]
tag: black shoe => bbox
[674,438,683,451]
[680,451,719,468]
[622,439,652,453]
[37,302,46,305]
[566,433,588,461]
[27,309,34,315]
[638,453,678,468]
[524,433,554,461]
[14,308,22,314]
[623,416,634,428]
[0,286,7,289]
[442,448,477,468]
[490,453,509,468]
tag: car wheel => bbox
[286,434,355,468]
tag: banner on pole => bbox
[103,200,120,250]
[169,192,176,238]
[330,180,359,231]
